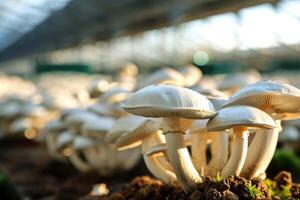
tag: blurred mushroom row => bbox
[0,64,300,193]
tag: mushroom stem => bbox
[141,134,177,184]
[165,133,201,191]
[241,105,281,179]
[191,132,207,174]
[241,121,281,179]
[69,150,91,172]
[46,133,64,160]
[221,127,248,177]
[208,131,229,177]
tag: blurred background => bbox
[0,0,300,199]
[0,0,300,74]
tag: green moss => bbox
[247,182,262,199]
[214,172,223,182]
[265,179,292,200]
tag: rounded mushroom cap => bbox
[118,62,139,78]
[123,84,216,119]
[145,143,167,156]
[105,115,146,143]
[100,87,131,104]
[55,130,76,151]
[189,119,208,134]
[73,136,96,150]
[199,89,228,111]
[88,78,111,98]
[43,120,66,133]
[179,65,203,87]
[81,117,115,138]
[224,80,300,120]
[9,118,32,133]
[88,103,125,117]
[115,119,161,150]
[0,101,21,118]
[138,67,185,89]
[64,111,100,130]
[207,105,277,132]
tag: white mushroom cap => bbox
[279,126,300,142]
[0,101,21,118]
[120,63,139,76]
[60,108,87,119]
[123,84,216,119]
[138,68,185,89]
[64,111,101,130]
[145,143,167,156]
[73,136,96,150]
[9,118,32,133]
[55,130,76,151]
[224,80,300,120]
[105,115,146,143]
[88,103,125,117]
[88,78,111,98]
[190,77,218,91]
[198,89,228,111]
[43,120,66,133]
[21,104,48,118]
[115,119,161,150]
[207,105,277,132]
[179,65,202,87]
[81,117,115,139]
[100,87,131,104]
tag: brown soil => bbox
[81,172,300,200]
[0,139,149,200]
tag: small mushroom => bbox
[137,68,185,89]
[115,119,177,184]
[123,84,216,191]
[188,119,209,174]
[69,136,95,172]
[207,105,276,177]
[224,80,300,178]
[179,65,202,87]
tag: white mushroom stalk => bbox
[207,131,229,177]
[207,105,276,178]
[69,136,95,172]
[188,120,209,174]
[224,80,300,179]
[123,84,216,192]
[115,119,176,184]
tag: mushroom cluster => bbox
[1,65,300,193]
[120,79,300,192]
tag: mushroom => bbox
[43,120,66,160]
[69,136,95,172]
[137,68,185,89]
[80,117,115,170]
[123,84,216,191]
[88,103,126,118]
[9,118,32,135]
[114,119,177,184]
[206,105,276,177]
[188,119,209,174]
[179,65,202,87]
[224,80,300,178]
[99,87,131,104]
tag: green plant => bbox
[214,172,223,182]
[265,178,292,200]
[247,182,262,198]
